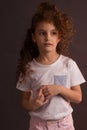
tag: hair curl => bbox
[16,2,75,80]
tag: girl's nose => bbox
[45,33,51,41]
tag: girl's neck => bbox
[36,52,60,65]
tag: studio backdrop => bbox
[0,0,87,130]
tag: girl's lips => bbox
[44,43,53,46]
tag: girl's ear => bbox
[32,33,36,43]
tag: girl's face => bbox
[32,21,60,54]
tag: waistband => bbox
[30,114,73,124]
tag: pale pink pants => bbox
[29,114,75,130]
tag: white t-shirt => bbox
[16,55,86,120]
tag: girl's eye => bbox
[51,31,58,35]
[39,31,45,35]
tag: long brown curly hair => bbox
[16,2,75,80]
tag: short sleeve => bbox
[16,73,31,92]
[69,60,86,86]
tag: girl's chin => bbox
[43,49,53,53]
[43,47,54,51]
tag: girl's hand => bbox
[42,85,61,100]
[29,89,48,110]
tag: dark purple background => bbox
[0,0,87,130]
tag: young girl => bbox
[16,2,86,130]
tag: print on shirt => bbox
[54,75,67,86]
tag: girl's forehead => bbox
[35,21,57,30]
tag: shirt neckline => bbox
[33,55,62,68]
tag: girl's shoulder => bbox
[60,55,78,70]
[60,55,75,64]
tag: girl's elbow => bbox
[21,99,28,109]
[75,96,82,104]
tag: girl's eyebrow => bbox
[51,29,58,32]
[37,29,45,32]
[37,29,58,32]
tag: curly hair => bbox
[16,2,75,80]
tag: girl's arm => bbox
[22,89,48,111]
[59,85,82,103]
[42,85,82,103]
[22,91,33,111]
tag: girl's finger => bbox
[43,99,49,104]
[37,89,43,99]
[29,90,33,100]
